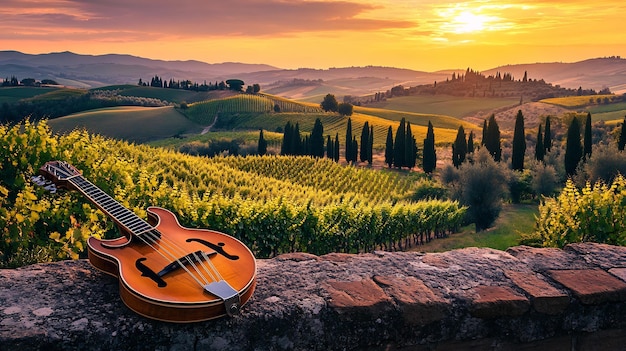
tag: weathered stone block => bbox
[565,243,626,269]
[547,269,626,305]
[324,278,393,316]
[610,268,626,283]
[468,285,530,318]
[507,246,593,271]
[503,270,569,314]
[373,275,449,325]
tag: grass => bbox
[0,86,66,103]
[366,95,519,118]
[592,110,626,122]
[410,204,538,253]
[23,88,85,101]
[355,105,479,130]
[541,94,616,108]
[48,106,203,143]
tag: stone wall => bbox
[1,242,625,350]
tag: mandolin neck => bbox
[68,175,154,236]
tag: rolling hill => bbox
[5,51,625,100]
[47,106,203,143]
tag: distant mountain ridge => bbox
[1,51,625,95]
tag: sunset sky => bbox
[1,0,625,72]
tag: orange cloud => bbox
[0,0,414,40]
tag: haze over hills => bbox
[483,57,626,95]
[1,51,625,96]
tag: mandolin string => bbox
[71,175,222,290]
[134,231,211,287]
[140,231,214,286]
[69,176,209,287]
[141,231,220,284]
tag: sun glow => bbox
[451,11,491,34]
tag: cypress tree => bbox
[452,125,467,168]
[511,110,526,171]
[326,135,333,159]
[535,125,544,162]
[564,117,582,176]
[408,137,417,169]
[583,112,592,160]
[360,121,369,163]
[405,122,415,168]
[345,118,352,163]
[385,126,394,168]
[619,116,626,151]
[303,135,310,156]
[334,133,340,162]
[367,126,374,165]
[544,116,552,152]
[422,121,436,173]
[258,129,267,156]
[467,131,474,154]
[293,123,302,155]
[310,118,325,157]
[393,118,406,168]
[485,114,502,161]
[352,137,358,163]
[281,121,292,155]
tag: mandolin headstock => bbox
[35,161,82,191]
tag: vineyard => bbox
[182,94,323,125]
[0,121,466,266]
[533,177,626,247]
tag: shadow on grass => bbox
[409,203,539,253]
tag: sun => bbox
[451,11,491,34]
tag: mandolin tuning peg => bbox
[43,184,57,194]
[31,175,58,193]
[31,175,47,186]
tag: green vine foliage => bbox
[535,175,626,247]
[1,120,466,266]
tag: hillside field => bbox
[179,94,478,147]
[0,86,84,104]
[365,95,520,118]
[48,106,203,143]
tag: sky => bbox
[1,0,625,72]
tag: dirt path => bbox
[200,113,219,135]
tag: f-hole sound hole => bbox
[187,238,240,260]
[135,258,167,287]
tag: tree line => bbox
[2,75,59,87]
[138,75,260,94]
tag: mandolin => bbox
[34,161,256,323]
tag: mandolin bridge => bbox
[157,250,216,277]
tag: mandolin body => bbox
[87,206,256,323]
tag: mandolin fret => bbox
[69,175,154,237]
